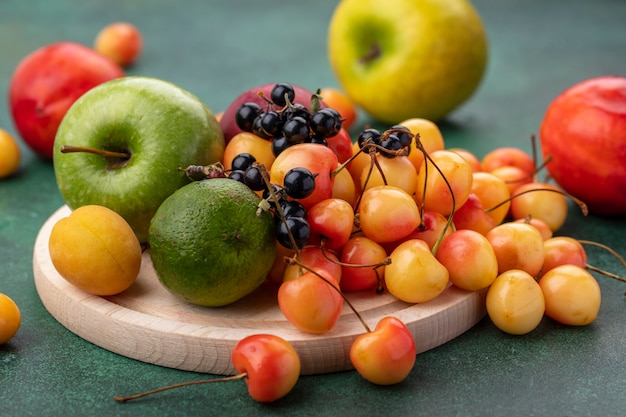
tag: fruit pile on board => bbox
[2,5,625,404]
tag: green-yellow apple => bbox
[53,76,225,243]
[327,0,488,124]
[9,42,125,159]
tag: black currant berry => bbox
[231,153,256,171]
[390,125,413,148]
[243,165,266,191]
[260,111,284,137]
[281,103,310,123]
[252,114,273,140]
[228,169,246,183]
[280,200,307,220]
[357,128,381,151]
[310,108,342,138]
[271,83,295,107]
[283,167,317,199]
[235,102,262,132]
[282,116,310,145]
[271,136,292,157]
[304,134,328,146]
[379,134,403,158]
[275,216,310,249]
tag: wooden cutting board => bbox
[33,205,487,376]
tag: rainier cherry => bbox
[360,154,417,196]
[542,236,588,275]
[282,246,342,282]
[481,146,536,176]
[340,236,388,293]
[486,222,545,277]
[307,198,355,251]
[510,183,569,232]
[486,269,545,335]
[470,171,511,226]
[385,239,449,303]
[358,185,421,243]
[435,229,499,291]
[277,268,343,334]
[350,316,416,385]
[539,264,601,326]
[114,334,301,403]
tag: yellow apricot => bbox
[48,205,142,296]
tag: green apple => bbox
[53,76,225,243]
[327,0,488,124]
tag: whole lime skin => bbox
[148,178,276,307]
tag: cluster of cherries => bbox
[235,83,344,157]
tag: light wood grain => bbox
[33,205,487,375]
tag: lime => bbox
[148,178,276,307]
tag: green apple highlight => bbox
[328,0,488,124]
[53,76,225,243]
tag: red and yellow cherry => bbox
[222,131,275,170]
[307,198,355,251]
[435,229,498,291]
[414,150,473,217]
[270,143,338,209]
[449,148,482,173]
[283,246,341,282]
[542,236,587,275]
[539,75,626,216]
[481,147,536,176]
[486,269,545,335]
[358,185,421,243]
[383,210,452,253]
[452,193,496,236]
[398,117,445,172]
[350,316,416,385]
[340,236,388,292]
[509,183,569,233]
[385,239,449,303]
[512,217,553,241]
[326,127,353,164]
[490,165,533,196]
[486,222,545,277]
[331,167,357,208]
[231,334,301,402]
[277,268,343,334]
[360,154,417,196]
[266,242,296,284]
[470,171,511,226]
[114,334,301,404]
[538,264,601,326]
[347,141,370,193]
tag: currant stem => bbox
[60,145,130,160]
[114,374,247,403]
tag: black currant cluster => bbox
[226,151,316,250]
[234,82,343,157]
[356,125,414,158]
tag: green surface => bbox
[1,1,625,416]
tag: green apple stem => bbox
[114,373,247,403]
[359,42,381,64]
[60,145,130,160]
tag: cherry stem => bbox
[114,373,247,403]
[578,239,626,270]
[60,145,130,160]
[285,256,372,333]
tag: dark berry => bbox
[304,134,328,146]
[271,136,292,157]
[259,111,283,137]
[275,216,310,249]
[390,125,413,148]
[271,83,295,107]
[231,153,256,171]
[281,103,310,122]
[282,116,310,144]
[358,128,381,152]
[228,169,246,183]
[280,200,307,219]
[379,134,403,158]
[283,167,317,199]
[262,183,286,206]
[252,114,273,140]
[310,108,342,137]
[243,165,266,191]
[235,102,262,132]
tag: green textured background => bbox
[1,1,625,416]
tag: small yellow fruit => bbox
[48,205,142,296]
[0,129,21,179]
[0,293,21,344]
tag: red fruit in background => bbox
[219,82,324,144]
[9,42,125,159]
[539,75,626,216]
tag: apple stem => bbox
[114,373,247,403]
[60,145,130,160]
[359,42,381,64]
